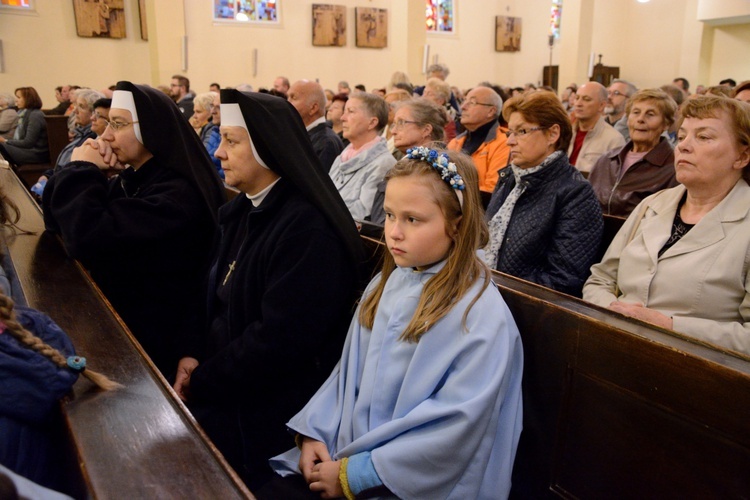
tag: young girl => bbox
[268,147,524,499]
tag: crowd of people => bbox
[1,65,749,497]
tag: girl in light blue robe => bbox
[269,147,524,500]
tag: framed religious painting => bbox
[312,4,346,47]
[355,7,387,49]
[495,15,522,52]
[214,0,280,24]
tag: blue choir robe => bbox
[271,261,524,499]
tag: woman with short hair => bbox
[588,88,679,216]
[484,90,603,297]
[0,87,48,164]
[584,95,750,355]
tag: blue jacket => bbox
[205,126,223,178]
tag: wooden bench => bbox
[9,115,70,189]
[359,235,750,497]
[1,166,254,499]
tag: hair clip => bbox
[67,355,87,372]
[406,146,464,208]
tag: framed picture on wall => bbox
[214,0,280,24]
[355,7,387,49]
[72,0,126,39]
[495,16,522,52]
[312,4,346,47]
[138,0,148,40]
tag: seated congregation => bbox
[2,70,750,498]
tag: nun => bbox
[42,81,225,374]
[173,90,363,490]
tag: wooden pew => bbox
[0,165,254,499]
[359,235,750,498]
[7,115,70,189]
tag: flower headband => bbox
[406,146,465,208]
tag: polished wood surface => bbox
[359,232,750,498]
[1,165,254,499]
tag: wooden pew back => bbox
[0,166,254,499]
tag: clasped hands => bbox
[70,138,126,172]
[300,437,345,499]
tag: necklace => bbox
[222,260,236,286]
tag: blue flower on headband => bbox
[67,356,87,372]
[406,147,465,191]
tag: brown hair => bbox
[626,88,678,127]
[358,149,490,342]
[14,87,43,110]
[0,293,122,391]
[502,90,573,151]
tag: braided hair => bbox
[0,293,121,391]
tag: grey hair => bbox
[427,63,450,78]
[350,92,389,132]
[194,92,218,113]
[0,93,15,109]
[481,88,504,119]
[610,79,638,97]
[425,77,451,104]
[395,98,447,142]
[236,83,254,92]
[75,89,105,111]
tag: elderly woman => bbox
[584,96,750,355]
[0,87,48,164]
[189,91,218,148]
[42,81,225,373]
[588,89,679,216]
[173,90,362,490]
[484,91,603,297]
[367,98,447,225]
[422,77,457,141]
[326,93,348,147]
[329,92,396,221]
[0,93,19,140]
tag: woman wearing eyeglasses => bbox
[367,98,447,225]
[42,81,225,374]
[484,91,603,297]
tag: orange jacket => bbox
[447,124,510,193]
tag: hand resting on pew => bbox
[173,356,199,402]
[70,137,125,171]
[608,301,673,330]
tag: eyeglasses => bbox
[92,112,107,120]
[504,127,548,138]
[463,97,495,108]
[391,119,420,129]
[608,90,629,98]
[104,119,139,131]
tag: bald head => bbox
[574,81,607,124]
[288,80,327,126]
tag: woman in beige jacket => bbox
[584,95,750,356]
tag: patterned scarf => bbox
[483,150,563,268]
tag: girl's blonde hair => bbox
[359,149,491,342]
[0,293,122,391]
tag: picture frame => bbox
[355,7,387,49]
[213,0,280,25]
[312,4,346,47]
[72,0,126,39]
[495,16,522,52]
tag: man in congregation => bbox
[273,76,290,95]
[567,81,625,174]
[287,79,344,171]
[447,86,509,199]
[605,79,637,141]
[45,85,71,116]
[170,74,194,119]
[672,77,690,98]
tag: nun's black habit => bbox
[185,90,363,490]
[42,81,225,373]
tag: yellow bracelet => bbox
[339,457,355,500]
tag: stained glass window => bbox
[0,0,34,10]
[214,0,278,23]
[549,0,562,39]
[426,0,453,34]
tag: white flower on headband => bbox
[406,147,465,192]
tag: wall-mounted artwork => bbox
[138,0,148,40]
[214,0,279,23]
[496,16,522,52]
[355,7,387,49]
[0,0,35,12]
[425,0,454,34]
[312,4,346,47]
[73,0,126,38]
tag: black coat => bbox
[42,160,217,372]
[188,179,357,489]
[308,121,344,172]
[485,153,603,297]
